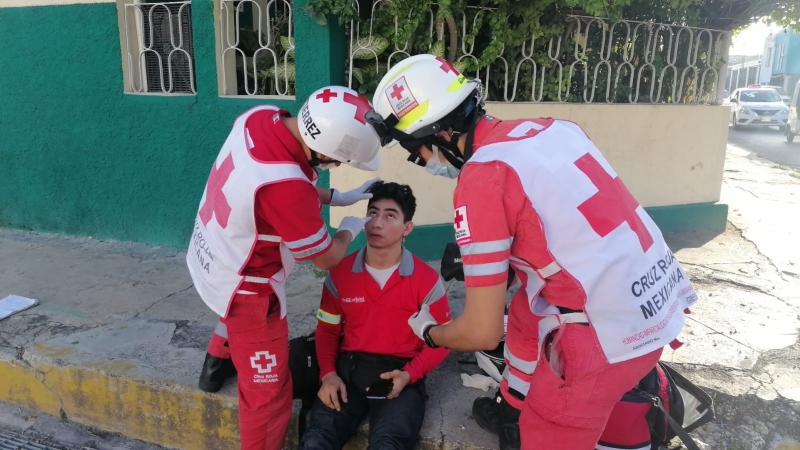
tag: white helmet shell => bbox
[299,86,381,171]
[371,54,481,136]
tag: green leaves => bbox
[430,40,446,58]
[262,62,296,82]
[352,36,390,60]
[280,36,295,59]
[303,0,798,102]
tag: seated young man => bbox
[298,181,451,450]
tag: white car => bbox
[760,85,792,105]
[729,88,791,131]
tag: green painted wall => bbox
[343,202,729,262]
[0,0,341,248]
[0,1,728,262]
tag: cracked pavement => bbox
[0,228,499,449]
[1,143,799,449]
[662,143,800,449]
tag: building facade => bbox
[770,29,800,92]
[0,0,732,261]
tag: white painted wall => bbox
[330,103,730,227]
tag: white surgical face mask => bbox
[317,162,338,171]
[425,146,460,179]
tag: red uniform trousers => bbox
[502,295,663,449]
[207,320,232,359]
[500,293,540,410]
[224,293,293,450]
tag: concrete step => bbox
[0,319,497,450]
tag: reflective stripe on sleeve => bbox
[460,238,512,256]
[463,260,510,277]
[292,234,332,259]
[316,309,341,325]
[285,225,328,250]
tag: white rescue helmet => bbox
[370,54,482,140]
[299,86,381,171]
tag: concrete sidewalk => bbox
[0,143,799,450]
[0,229,498,450]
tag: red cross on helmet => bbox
[299,86,382,171]
[370,54,482,140]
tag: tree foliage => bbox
[306,0,798,102]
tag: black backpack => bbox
[599,361,715,450]
[288,332,321,436]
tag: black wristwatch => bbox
[422,324,439,349]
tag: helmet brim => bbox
[347,153,380,171]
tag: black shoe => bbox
[471,390,521,450]
[198,353,237,393]
[472,390,504,435]
[498,419,521,450]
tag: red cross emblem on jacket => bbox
[199,153,235,229]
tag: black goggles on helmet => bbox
[365,109,443,145]
[365,109,449,167]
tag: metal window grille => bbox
[125,1,196,94]
[347,1,731,105]
[219,0,295,96]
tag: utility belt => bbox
[557,306,589,326]
[336,351,424,397]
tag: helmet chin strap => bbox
[309,150,338,168]
[433,136,465,169]
[462,111,484,162]
[308,152,324,167]
[431,111,484,169]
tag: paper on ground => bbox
[0,295,39,321]
[461,373,499,391]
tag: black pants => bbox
[298,382,426,450]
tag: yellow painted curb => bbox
[1,350,240,449]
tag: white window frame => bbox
[777,44,787,71]
[117,0,197,95]
[214,0,295,98]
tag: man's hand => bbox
[329,178,381,207]
[318,372,348,411]
[408,304,438,340]
[380,370,411,399]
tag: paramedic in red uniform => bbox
[186,86,384,450]
[199,173,381,395]
[298,181,451,450]
[365,55,699,450]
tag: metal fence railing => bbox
[219,0,295,97]
[125,1,196,94]
[347,2,731,105]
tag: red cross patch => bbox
[384,76,419,118]
[454,206,471,245]
[199,153,235,229]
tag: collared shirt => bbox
[315,247,451,383]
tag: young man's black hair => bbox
[366,181,417,222]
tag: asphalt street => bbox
[727,124,800,168]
